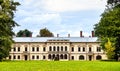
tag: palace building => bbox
[8,31,107,61]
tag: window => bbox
[32,47,35,52]
[43,47,46,52]
[60,54,63,59]
[37,47,39,51]
[57,46,59,51]
[79,55,84,60]
[18,55,20,59]
[9,56,11,59]
[49,46,52,51]
[13,55,16,59]
[71,56,74,60]
[61,46,63,51]
[83,47,85,52]
[32,55,35,59]
[13,47,16,52]
[78,47,81,52]
[48,54,51,59]
[52,54,55,59]
[64,54,67,59]
[25,47,27,51]
[72,47,74,52]
[89,47,92,52]
[97,47,101,52]
[96,55,102,60]
[65,46,67,51]
[43,56,46,59]
[53,46,56,51]
[18,47,20,52]
[36,55,39,59]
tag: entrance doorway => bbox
[24,55,28,60]
[88,55,92,61]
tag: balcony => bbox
[48,51,68,54]
[23,51,29,55]
[87,51,94,55]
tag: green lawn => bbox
[0,61,120,71]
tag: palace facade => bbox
[8,32,107,61]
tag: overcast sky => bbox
[14,0,107,37]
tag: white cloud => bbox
[42,0,107,12]
[18,13,61,25]
[14,0,107,37]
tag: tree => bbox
[107,0,120,7]
[16,29,32,37]
[104,38,115,59]
[0,0,20,61]
[94,0,120,60]
[38,28,54,37]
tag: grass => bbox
[0,61,120,71]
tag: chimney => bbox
[92,31,95,37]
[68,34,70,37]
[57,34,59,37]
[80,31,82,37]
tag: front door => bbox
[88,55,92,61]
[24,55,28,60]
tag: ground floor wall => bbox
[8,53,107,61]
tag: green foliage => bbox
[38,28,54,37]
[94,1,120,60]
[16,29,32,37]
[0,61,120,71]
[104,38,115,59]
[107,0,120,7]
[0,0,20,61]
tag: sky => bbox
[14,0,107,37]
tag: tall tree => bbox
[104,38,115,59]
[94,0,120,60]
[0,0,20,61]
[16,29,32,37]
[38,28,54,37]
[107,0,120,6]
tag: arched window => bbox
[32,47,35,52]
[18,47,20,52]
[61,46,63,51]
[43,47,46,52]
[49,46,52,51]
[32,55,35,59]
[48,54,51,59]
[89,47,92,52]
[18,55,20,59]
[13,47,16,51]
[36,55,39,59]
[96,55,102,60]
[65,46,67,51]
[72,47,74,52]
[43,56,46,59]
[60,54,63,59]
[57,46,59,51]
[64,54,67,59]
[97,47,101,52]
[79,55,84,60]
[37,47,39,51]
[53,46,56,51]
[83,47,85,52]
[78,47,80,52]
[9,56,11,59]
[52,54,55,59]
